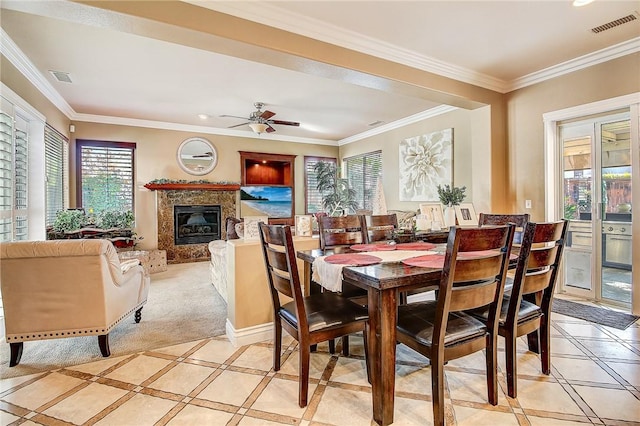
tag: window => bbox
[45,124,68,227]
[0,110,29,241]
[344,150,382,211]
[304,156,337,214]
[76,140,135,214]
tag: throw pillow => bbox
[235,222,245,239]
[226,217,242,240]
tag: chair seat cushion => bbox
[280,292,368,332]
[397,301,487,347]
[468,295,542,326]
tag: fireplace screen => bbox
[174,205,221,245]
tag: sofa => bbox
[0,239,150,366]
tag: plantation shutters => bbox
[304,156,337,214]
[44,124,68,227]
[76,140,135,214]
[344,150,382,212]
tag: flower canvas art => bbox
[399,128,453,201]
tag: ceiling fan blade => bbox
[228,122,250,129]
[220,114,250,120]
[260,110,276,120]
[270,119,300,127]
[193,152,212,158]
[266,124,276,133]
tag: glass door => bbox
[561,112,633,307]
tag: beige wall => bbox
[505,53,640,221]
[339,107,494,213]
[70,122,338,249]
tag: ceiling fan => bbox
[220,102,300,134]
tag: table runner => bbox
[312,250,437,292]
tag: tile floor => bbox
[1,304,639,426]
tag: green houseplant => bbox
[437,184,466,227]
[313,161,359,216]
[436,184,466,207]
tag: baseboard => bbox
[225,319,273,347]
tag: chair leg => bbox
[274,319,282,371]
[298,343,311,408]
[342,335,350,356]
[485,334,499,405]
[526,329,540,354]
[134,307,143,323]
[431,353,445,426]
[98,334,111,357]
[540,317,551,375]
[363,326,371,384]
[505,330,518,398]
[9,342,23,367]
[328,339,336,354]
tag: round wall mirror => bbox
[177,137,218,175]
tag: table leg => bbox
[368,287,397,426]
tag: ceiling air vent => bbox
[49,70,72,83]
[591,13,637,34]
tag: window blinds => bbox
[344,150,382,212]
[77,140,135,213]
[44,124,68,227]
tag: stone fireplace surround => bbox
[147,183,239,263]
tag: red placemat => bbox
[350,243,397,252]
[395,242,437,251]
[402,254,444,268]
[324,253,382,265]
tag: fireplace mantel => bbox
[144,183,240,191]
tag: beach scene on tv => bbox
[240,186,293,218]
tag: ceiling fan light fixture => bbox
[573,0,594,6]
[249,122,268,134]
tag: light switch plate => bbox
[525,200,532,209]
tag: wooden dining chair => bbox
[395,225,514,426]
[258,222,370,407]
[362,213,398,243]
[468,220,568,398]
[316,214,368,354]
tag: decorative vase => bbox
[444,206,457,228]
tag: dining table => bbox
[297,242,518,426]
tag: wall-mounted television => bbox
[240,186,293,219]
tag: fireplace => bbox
[174,205,221,245]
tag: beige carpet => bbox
[0,261,227,378]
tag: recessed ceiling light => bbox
[573,0,594,7]
[197,114,210,120]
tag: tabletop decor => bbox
[399,128,453,201]
[437,184,466,227]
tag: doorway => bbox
[560,113,632,306]
[544,94,639,315]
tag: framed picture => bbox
[243,216,268,241]
[399,128,454,201]
[419,203,444,225]
[295,215,313,237]
[455,203,478,227]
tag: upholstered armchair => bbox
[0,239,150,367]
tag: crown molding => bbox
[190,1,508,93]
[188,1,640,94]
[339,105,459,146]
[509,37,640,92]
[1,28,75,118]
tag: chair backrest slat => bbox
[318,215,366,249]
[435,225,514,339]
[259,222,306,327]
[506,220,568,322]
[363,213,398,244]
[479,213,530,244]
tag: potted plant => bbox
[437,184,466,227]
[313,161,359,216]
